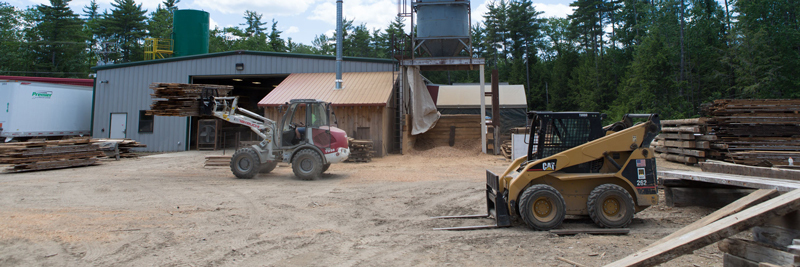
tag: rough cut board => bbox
[658,170,800,192]
[603,189,800,267]
[643,189,778,250]
[700,161,800,182]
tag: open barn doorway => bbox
[189,74,288,150]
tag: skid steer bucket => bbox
[432,170,512,230]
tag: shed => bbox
[434,84,528,137]
[90,50,395,152]
[259,72,398,156]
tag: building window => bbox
[138,110,154,133]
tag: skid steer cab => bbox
[204,95,349,180]
[436,112,660,230]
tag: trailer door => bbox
[110,113,127,139]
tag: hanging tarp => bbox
[405,66,440,135]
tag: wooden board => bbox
[700,161,800,182]
[658,170,800,192]
[665,187,759,208]
[723,253,759,267]
[550,228,629,235]
[604,189,800,267]
[644,189,778,250]
[655,146,706,157]
[718,238,800,266]
[661,118,708,126]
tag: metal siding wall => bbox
[94,54,393,152]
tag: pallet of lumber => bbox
[0,138,104,172]
[91,139,146,158]
[205,155,231,168]
[654,118,715,164]
[500,140,512,159]
[345,138,373,163]
[147,83,233,117]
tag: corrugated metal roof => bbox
[436,84,527,108]
[258,72,396,107]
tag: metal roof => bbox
[436,84,527,108]
[0,76,94,87]
[91,50,395,71]
[258,72,396,107]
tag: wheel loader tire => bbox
[259,161,278,174]
[231,148,260,179]
[292,149,323,180]
[322,163,331,173]
[587,184,635,228]
[519,184,566,230]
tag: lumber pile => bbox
[654,99,800,166]
[345,138,373,163]
[92,139,146,158]
[0,138,104,172]
[500,140,512,159]
[147,83,233,116]
[653,118,716,164]
[706,99,800,166]
[204,155,231,168]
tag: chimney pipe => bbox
[335,0,343,90]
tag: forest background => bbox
[0,0,797,119]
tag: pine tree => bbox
[29,0,88,76]
[147,0,179,39]
[99,0,147,62]
[268,19,286,52]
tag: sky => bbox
[6,0,575,45]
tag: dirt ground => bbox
[0,145,732,266]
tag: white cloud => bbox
[471,2,489,26]
[533,3,574,18]
[308,0,396,31]
[192,0,316,16]
[209,17,219,29]
[285,26,300,33]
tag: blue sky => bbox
[6,0,575,45]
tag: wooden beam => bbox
[603,189,800,267]
[665,187,759,208]
[718,238,800,266]
[655,146,706,157]
[658,170,800,192]
[644,189,777,250]
[724,253,759,267]
[700,161,800,182]
[661,117,708,126]
[550,228,630,235]
[661,126,702,133]
[658,153,698,164]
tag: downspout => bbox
[335,0,344,90]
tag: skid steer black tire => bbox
[292,149,323,180]
[322,163,331,173]
[587,184,635,228]
[259,161,278,174]
[231,148,260,179]
[519,184,566,230]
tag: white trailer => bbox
[0,81,93,141]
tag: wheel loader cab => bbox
[278,100,331,147]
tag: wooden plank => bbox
[550,228,629,235]
[604,189,800,267]
[656,133,696,140]
[718,238,800,266]
[661,140,709,149]
[757,263,783,267]
[700,161,800,182]
[658,153,698,164]
[724,253,759,267]
[661,117,708,126]
[658,170,800,192]
[665,187,758,208]
[645,189,778,250]
[655,146,706,157]
[662,126,702,133]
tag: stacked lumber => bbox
[205,155,231,168]
[417,115,481,146]
[147,83,233,116]
[500,140,512,159]
[652,118,717,164]
[345,138,373,163]
[0,138,104,172]
[91,139,146,158]
[705,99,800,166]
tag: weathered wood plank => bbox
[645,189,777,250]
[662,126,702,133]
[550,228,630,235]
[603,189,800,267]
[665,187,759,208]
[655,146,706,157]
[658,170,800,192]
[724,253,759,267]
[718,238,800,266]
[658,153,698,164]
[700,161,800,182]
[661,117,708,126]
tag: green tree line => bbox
[1,0,797,119]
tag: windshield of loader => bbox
[536,116,592,159]
[309,102,329,128]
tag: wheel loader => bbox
[436,112,661,230]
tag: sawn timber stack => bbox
[0,138,104,172]
[147,83,233,117]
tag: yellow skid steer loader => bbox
[436,112,661,230]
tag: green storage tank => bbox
[173,9,209,57]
